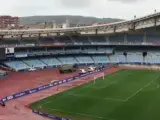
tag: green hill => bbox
[20,15,123,25]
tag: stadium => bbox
[1,11,160,120]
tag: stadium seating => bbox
[39,38,55,43]
[109,55,119,63]
[21,39,38,44]
[75,56,94,64]
[145,52,160,64]
[127,35,143,44]
[23,59,47,68]
[3,40,20,45]
[57,36,73,44]
[98,48,113,53]
[117,54,126,63]
[57,57,78,64]
[92,56,109,64]
[65,48,81,53]
[73,36,90,44]
[109,35,124,44]
[5,60,30,71]
[127,53,143,63]
[89,36,107,44]
[40,58,62,66]
[48,49,65,54]
[5,51,160,71]
[146,35,160,43]
[84,48,97,53]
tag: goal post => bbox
[93,72,105,84]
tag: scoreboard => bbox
[5,48,14,54]
[0,47,15,60]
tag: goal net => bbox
[93,72,105,84]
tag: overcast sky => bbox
[0,0,159,20]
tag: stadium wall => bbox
[119,64,160,70]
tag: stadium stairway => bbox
[38,59,48,66]
[68,36,75,43]
[108,55,111,63]
[22,60,31,68]
[74,56,79,64]
[91,56,95,63]
[56,57,64,65]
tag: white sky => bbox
[0,0,159,20]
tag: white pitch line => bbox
[68,93,126,102]
[104,97,126,102]
[39,79,118,109]
[125,76,160,101]
[47,108,115,120]
[156,82,159,89]
[69,82,94,94]
[91,81,118,89]
[39,94,67,109]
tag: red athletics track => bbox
[0,67,120,120]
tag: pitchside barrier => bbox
[33,109,71,120]
[0,65,109,120]
[0,65,109,103]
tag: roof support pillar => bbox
[38,33,41,40]
[143,32,147,43]
[154,17,157,26]
[124,33,127,44]
[20,34,23,40]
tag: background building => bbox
[0,16,19,29]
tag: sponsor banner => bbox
[152,42,160,46]
[39,43,65,47]
[14,91,27,98]
[28,88,38,94]
[25,44,35,47]
[39,43,55,47]
[6,95,14,101]
[54,43,65,46]
[0,67,105,103]
[66,77,74,82]
[6,54,14,58]
[38,83,54,91]
[28,53,35,56]
[2,98,7,102]
[15,54,28,58]
[33,110,71,120]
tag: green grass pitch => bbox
[31,69,160,120]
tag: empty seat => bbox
[23,59,46,68]
[76,56,94,64]
[110,55,119,63]
[58,57,77,64]
[40,58,62,66]
[92,56,109,63]
[5,60,29,71]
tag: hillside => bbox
[20,15,123,25]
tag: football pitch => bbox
[31,69,160,120]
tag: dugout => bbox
[59,64,78,73]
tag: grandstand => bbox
[2,11,160,120]
[4,45,160,71]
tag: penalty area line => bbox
[39,94,67,109]
[68,93,126,102]
[91,80,118,89]
[125,75,160,101]
[47,108,115,120]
